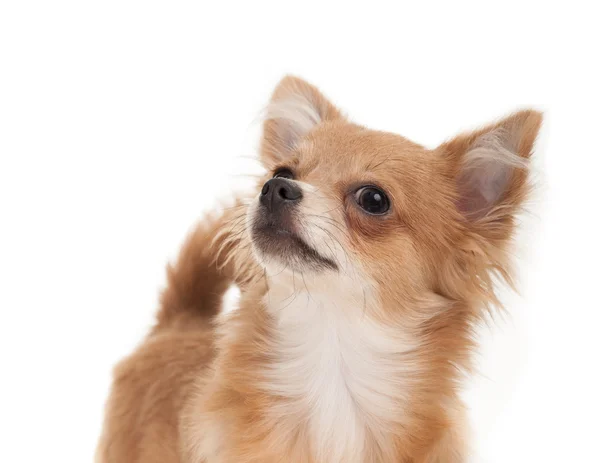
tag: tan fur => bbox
[97,76,542,462]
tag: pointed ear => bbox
[260,76,343,166]
[441,110,543,234]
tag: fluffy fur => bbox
[97,76,542,462]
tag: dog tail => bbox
[154,199,256,330]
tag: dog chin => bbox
[250,224,337,273]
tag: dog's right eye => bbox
[273,168,294,180]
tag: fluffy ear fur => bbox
[260,76,343,166]
[442,109,543,237]
[436,110,543,308]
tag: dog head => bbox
[248,76,542,310]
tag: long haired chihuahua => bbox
[97,76,542,462]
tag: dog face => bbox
[249,121,436,282]
[248,76,541,308]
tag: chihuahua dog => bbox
[97,76,542,462]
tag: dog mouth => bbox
[250,219,337,271]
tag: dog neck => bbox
[260,269,421,461]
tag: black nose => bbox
[260,178,303,212]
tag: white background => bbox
[1,1,599,462]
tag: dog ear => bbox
[440,109,543,240]
[436,110,542,307]
[260,76,343,166]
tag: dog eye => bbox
[273,168,294,180]
[354,186,390,215]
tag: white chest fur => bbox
[261,276,418,462]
